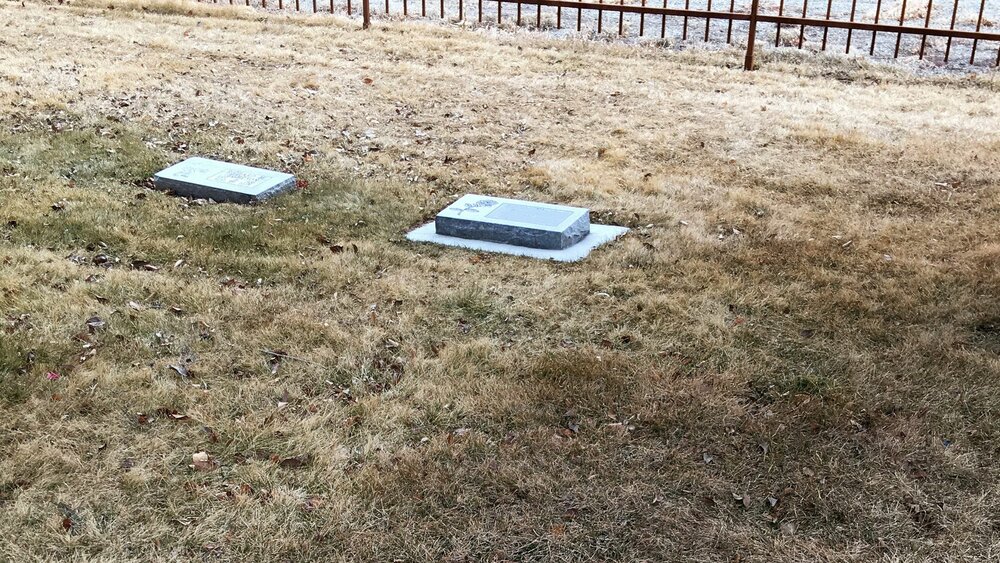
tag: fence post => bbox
[363,0,371,27]
[744,0,759,70]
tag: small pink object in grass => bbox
[46,372,61,381]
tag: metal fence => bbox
[209,0,1000,69]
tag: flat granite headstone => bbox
[152,157,296,203]
[435,194,590,250]
[406,194,629,262]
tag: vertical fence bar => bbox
[363,0,370,26]
[775,0,784,46]
[821,0,832,50]
[278,0,283,10]
[918,0,933,59]
[384,0,388,14]
[660,0,667,39]
[459,0,464,20]
[262,0,266,9]
[557,5,561,28]
[618,0,624,35]
[295,0,300,9]
[726,0,734,43]
[744,0,760,69]
[970,0,986,64]
[348,0,352,14]
[598,0,603,33]
[797,0,807,48]
[577,1,582,31]
[845,0,857,53]
[440,0,444,19]
[478,0,482,22]
[870,0,882,55]
[640,0,645,36]
[497,0,501,24]
[893,0,906,57]
[517,0,522,25]
[246,0,249,7]
[313,0,318,12]
[943,0,958,62]
[704,0,712,41]
[403,0,408,16]
[682,0,689,40]
[538,2,542,28]
[330,0,333,12]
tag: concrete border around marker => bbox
[405,222,629,262]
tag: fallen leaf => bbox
[85,316,105,333]
[277,454,312,469]
[168,364,189,378]
[190,451,217,471]
[732,492,751,509]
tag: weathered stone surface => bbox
[152,157,295,203]
[434,194,590,250]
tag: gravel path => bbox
[236,0,1000,72]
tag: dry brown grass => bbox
[2,0,1000,560]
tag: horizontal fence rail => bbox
[205,0,1000,69]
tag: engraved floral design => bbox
[453,199,498,215]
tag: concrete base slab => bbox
[405,222,628,262]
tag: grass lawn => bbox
[2,1,1000,560]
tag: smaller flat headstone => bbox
[153,157,295,203]
[435,194,590,250]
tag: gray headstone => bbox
[435,194,590,250]
[152,157,296,203]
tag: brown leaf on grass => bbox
[732,492,751,509]
[203,426,219,443]
[56,503,84,535]
[362,77,374,85]
[277,454,312,469]
[190,451,217,471]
